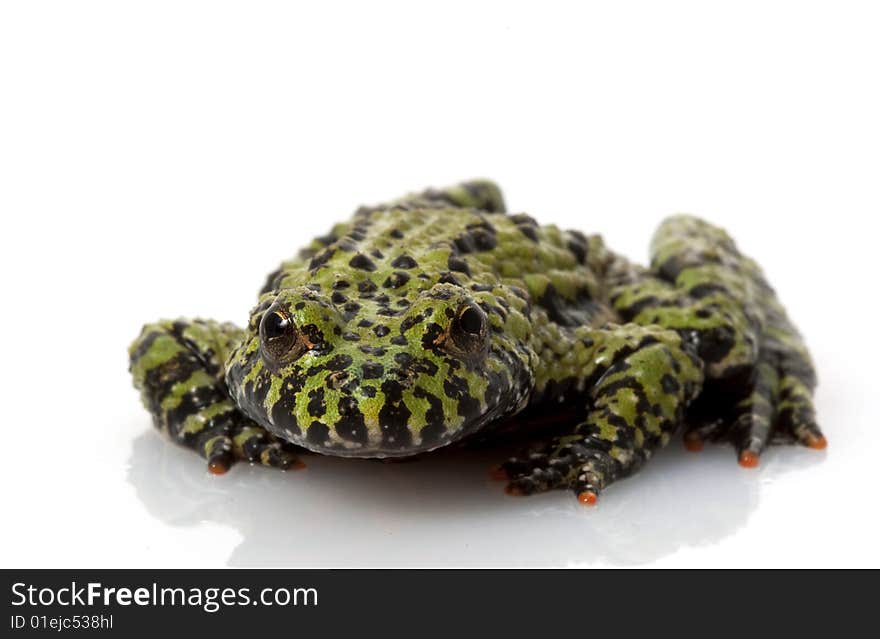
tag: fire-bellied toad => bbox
[129,180,825,504]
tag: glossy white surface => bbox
[2,1,878,568]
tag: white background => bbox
[1,1,878,568]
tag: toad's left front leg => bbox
[500,323,703,503]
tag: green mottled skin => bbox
[129,181,824,501]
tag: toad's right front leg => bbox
[128,318,304,474]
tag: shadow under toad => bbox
[126,424,825,567]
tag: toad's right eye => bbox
[259,305,305,366]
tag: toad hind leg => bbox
[613,214,826,465]
[128,319,304,474]
[500,323,703,503]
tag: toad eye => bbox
[448,303,488,355]
[457,305,484,335]
[259,306,304,365]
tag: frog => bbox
[129,180,826,504]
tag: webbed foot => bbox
[683,354,826,467]
[496,440,621,506]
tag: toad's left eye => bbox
[448,303,489,355]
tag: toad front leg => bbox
[128,319,304,474]
[499,322,703,503]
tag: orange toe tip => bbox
[287,460,307,471]
[489,464,509,481]
[738,450,760,468]
[504,484,524,497]
[577,491,598,506]
[207,460,229,475]
[807,434,828,450]
[683,436,704,452]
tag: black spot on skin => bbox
[689,283,727,299]
[357,318,374,328]
[700,325,736,364]
[444,376,480,419]
[391,254,418,269]
[447,256,471,275]
[331,291,348,305]
[360,345,387,357]
[515,224,538,242]
[337,238,358,253]
[399,313,425,333]
[421,322,445,355]
[316,231,338,246]
[332,279,350,290]
[376,308,400,316]
[382,272,411,289]
[566,230,589,264]
[300,324,330,353]
[358,280,378,293]
[378,379,413,449]
[415,388,446,446]
[349,253,376,272]
[510,213,537,226]
[389,228,404,239]
[453,234,476,254]
[370,249,384,260]
[438,272,460,286]
[309,247,336,271]
[615,294,661,318]
[307,421,330,446]
[129,329,163,367]
[374,294,391,305]
[259,268,283,295]
[343,301,362,314]
[342,331,361,341]
[295,301,306,311]
[362,362,384,379]
[538,283,603,327]
[390,336,408,346]
[394,351,439,377]
[469,220,497,248]
[307,387,326,417]
[162,385,228,437]
[336,396,368,444]
[429,287,455,302]
[373,325,390,338]
[661,373,680,394]
[324,354,354,372]
[361,385,377,398]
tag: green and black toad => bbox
[129,180,825,504]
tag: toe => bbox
[576,491,598,506]
[738,449,760,468]
[683,430,704,452]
